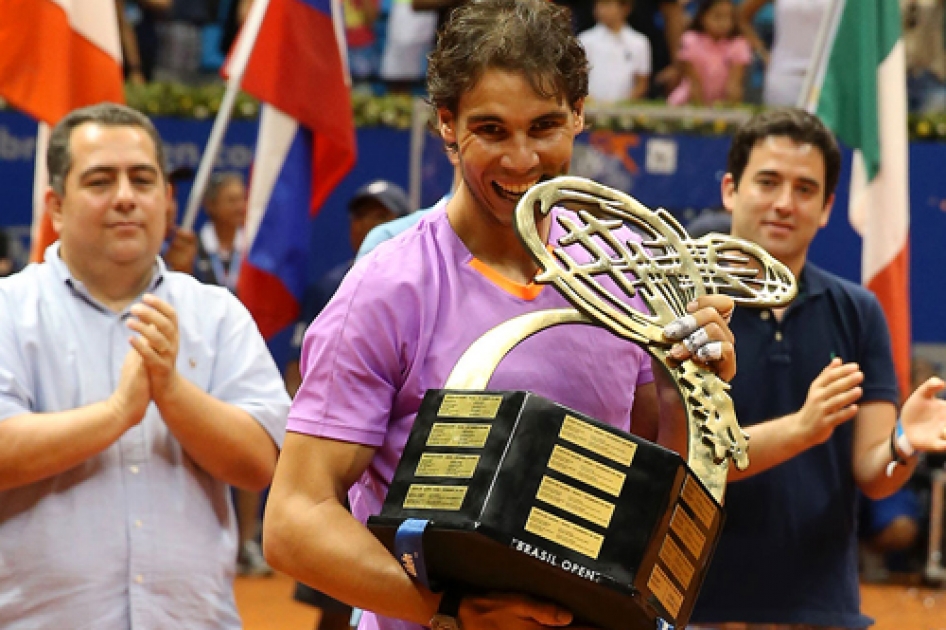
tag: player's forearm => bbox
[155,375,278,490]
[854,436,917,500]
[264,491,441,625]
[728,412,811,480]
[0,403,130,490]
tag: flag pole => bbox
[797,0,845,111]
[30,123,50,261]
[180,0,272,231]
[408,97,428,212]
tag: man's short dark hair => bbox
[47,102,167,196]
[727,108,842,204]
[427,0,589,116]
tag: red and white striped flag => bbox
[0,0,125,260]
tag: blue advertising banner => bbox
[2,111,945,345]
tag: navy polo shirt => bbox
[692,263,899,628]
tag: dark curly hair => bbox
[728,108,842,204]
[427,0,589,116]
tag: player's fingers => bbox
[664,306,734,345]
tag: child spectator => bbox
[738,0,831,106]
[379,0,438,93]
[579,0,652,103]
[0,228,14,277]
[669,0,752,105]
[344,0,380,83]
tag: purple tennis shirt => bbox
[288,205,654,630]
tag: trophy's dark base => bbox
[370,519,657,630]
[368,389,724,630]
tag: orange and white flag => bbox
[0,0,125,260]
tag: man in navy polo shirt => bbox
[690,108,946,630]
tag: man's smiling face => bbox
[723,135,834,275]
[440,68,584,231]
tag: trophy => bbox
[368,176,796,629]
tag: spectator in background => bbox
[690,107,946,629]
[285,179,411,396]
[285,179,410,630]
[668,0,752,106]
[199,172,274,577]
[163,166,199,273]
[118,0,147,84]
[859,485,922,583]
[379,0,438,93]
[903,0,946,113]
[685,207,732,238]
[580,0,652,103]
[562,0,686,99]
[194,172,247,291]
[858,353,945,583]
[163,171,271,577]
[220,0,255,57]
[153,0,216,84]
[118,0,173,83]
[412,0,466,31]
[0,228,14,277]
[0,102,289,628]
[356,149,461,259]
[738,0,832,106]
[344,0,381,84]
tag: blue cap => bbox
[349,180,411,217]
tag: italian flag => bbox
[815,0,911,399]
[0,0,125,261]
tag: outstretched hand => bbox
[795,357,864,446]
[457,593,579,630]
[164,227,198,273]
[901,377,946,453]
[662,295,736,381]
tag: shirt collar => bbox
[796,262,829,302]
[46,241,165,310]
[200,223,245,256]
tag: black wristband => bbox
[429,588,463,630]
[889,425,908,466]
[437,587,463,617]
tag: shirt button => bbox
[760,311,771,321]
[135,519,143,528]
[129,465,139,474]
[135,575,144,584]
[774,331,783,342]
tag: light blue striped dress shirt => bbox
[0,244,290,629]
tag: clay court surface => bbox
[235,572,946,630]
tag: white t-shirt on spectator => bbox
[579,23,652,103]
[379,0,438,81]
[764,0,831,106]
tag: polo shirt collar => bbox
[796,262,829,302]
